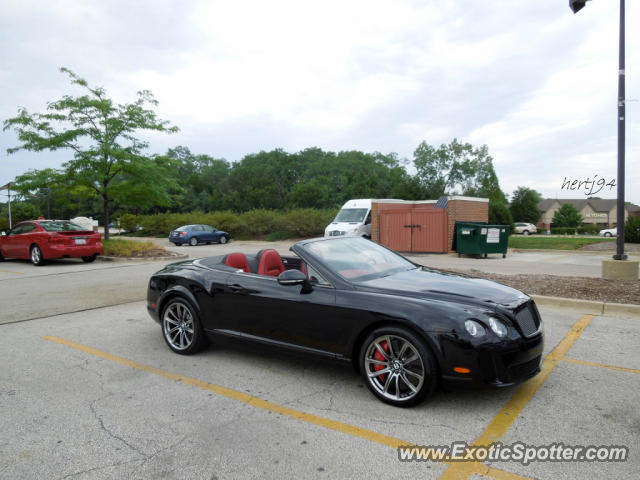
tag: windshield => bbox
[303,237,416,282]
[40,221,87,232]
[333,208,368,223]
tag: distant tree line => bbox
[2,67,535,235]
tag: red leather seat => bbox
[257,249,285,277]
[225,252,251,273]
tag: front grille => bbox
[514,303,540,337]
[508,355,542,381]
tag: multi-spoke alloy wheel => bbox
[30,245,45,266]
[360,327,437,406]
[161,298,207,354]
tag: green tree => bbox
[624,216,640,243]
[3,68,178,238]
[509,187,542,224]
[0,202,40,231]
[413,139,506,203]
[489,202,513,227]
[552,203,583,227]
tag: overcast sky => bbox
[1,0,638,204]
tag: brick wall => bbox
[446,199,489,252]
[371,202,380,243]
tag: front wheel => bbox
[360,326,437,407]
[82,254,97,263]
[30,245,45,266]
[161,298,208,355]
[189,237,198,246]
[219,236,228,244]
[523,230,530,236]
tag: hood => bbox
[355,267,528,308]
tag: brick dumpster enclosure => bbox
[371,196,488,253]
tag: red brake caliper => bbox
[373,340,389,382]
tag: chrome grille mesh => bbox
[514,304,540,337]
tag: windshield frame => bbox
[301,237,417,283]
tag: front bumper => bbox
[439,332,544,388]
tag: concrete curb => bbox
[531,294,640,319]
[97,253,189,263]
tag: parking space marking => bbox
[562,357,640,375]
[0,268,23,275]
[43,335,531,480]
[438,314,595,480]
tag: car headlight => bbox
[465,320,486,337]
[488,317,508,338]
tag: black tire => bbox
[219,236,228,244]
[161,297,208,355]
[82,254,97,263]
[189,237,198,246]
[359,326,437,407]
[523,230,530,236]
[174,242,181,246]
[0,249,4,262]
[30,244,45,266]
[604,232,612,237]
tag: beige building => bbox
[537,198,640,230]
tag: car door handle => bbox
[228,284,246,294]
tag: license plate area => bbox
[74,238,87,245]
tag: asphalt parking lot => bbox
[1,246,638,479]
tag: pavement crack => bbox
[89,394,150,459]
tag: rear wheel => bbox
[189,237,198,246]
[360,326,437,407]
[0,249,4,262]
[161,298,208,355]
[30,245,45,266]
[523,230,530,235]
[219,236,228,244]
[604,232,612,237]
[82,254,97,263]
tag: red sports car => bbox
[0,220,103,266]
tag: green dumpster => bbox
[454,221,510,258]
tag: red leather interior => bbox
[257,249,285,276]
[225,252,251,273]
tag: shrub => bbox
[625,216,640,243]
[119,213,139,232]
[282,208,337,237]
[551,227,577,235]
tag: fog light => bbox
[465,320,485,337]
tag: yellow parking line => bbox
[438,314,595,480]
[0,268,23,275]
[562,357,640,375]
[43,335,531,480]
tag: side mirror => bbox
[277,269,307,285]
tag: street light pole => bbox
[614,0,627,260]
[570,0,626,260]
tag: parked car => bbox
[168,224,230,246]
[147,236,544,407]
[513,223,537,235]
[0,220,103,266]
[599,227,616,237]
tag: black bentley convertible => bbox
[147,236,544,406]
